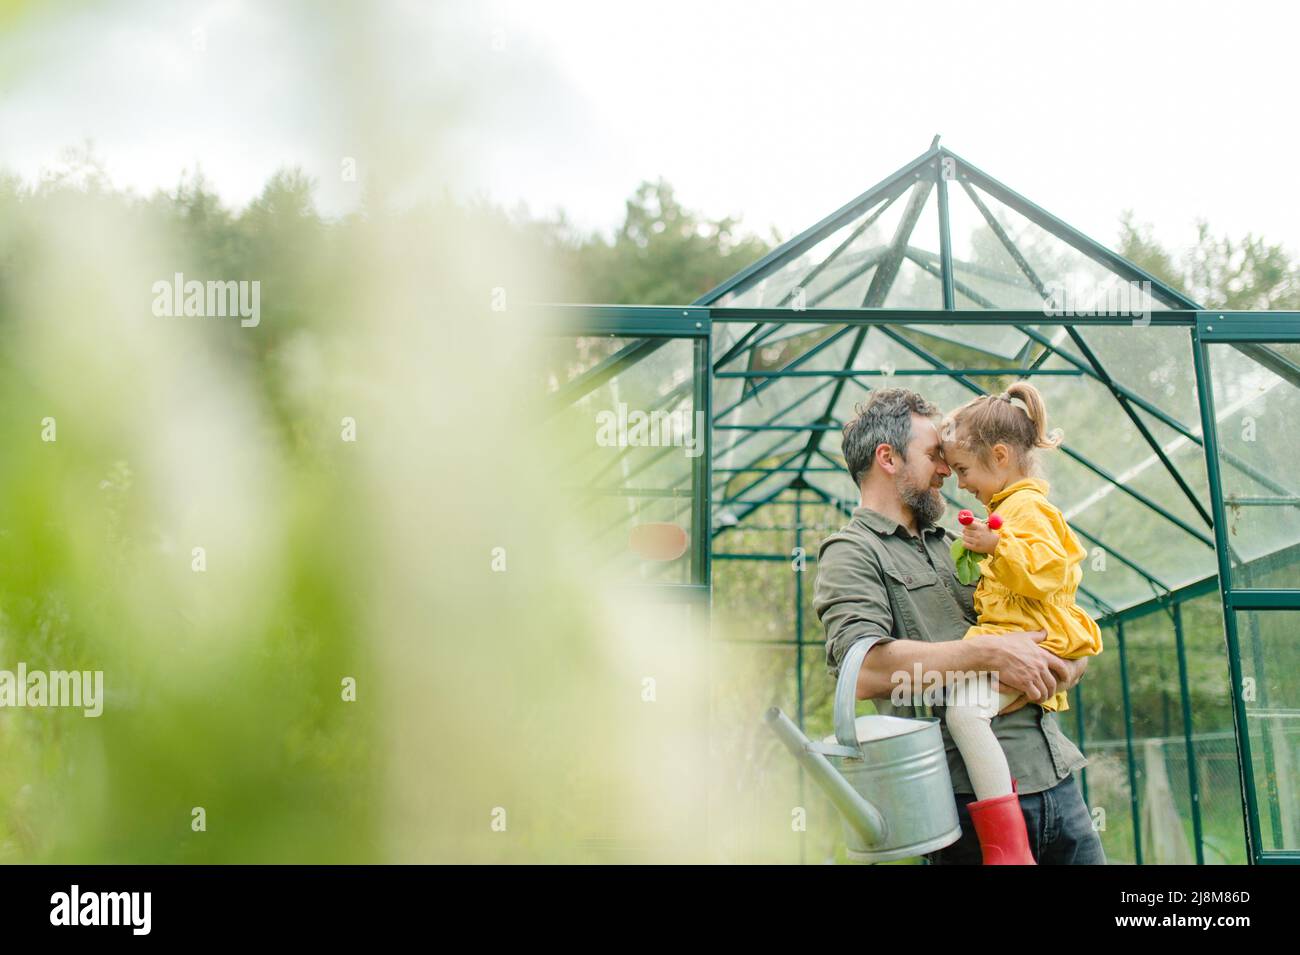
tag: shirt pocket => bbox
[883,564,942,640]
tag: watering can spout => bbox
[765,706,888,848]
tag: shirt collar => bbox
[988,477,1050,510]
[852,505,947,539]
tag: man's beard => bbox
[897,472,946,528]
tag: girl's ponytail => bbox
[1004,382,1064,450]
[943,380,1063,476]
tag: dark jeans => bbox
[926,774,1106,865]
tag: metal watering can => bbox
[766,640,962,863]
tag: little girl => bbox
[939,382,1103,865]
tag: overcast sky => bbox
[3,0,1297,257]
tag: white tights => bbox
[944,680,1022,801]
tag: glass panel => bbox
[1236,610,1300,852]
[712,369,745,428]
[1132,405,1211,513]
[715,181,949,313]
[1079,623,1138,863]
[1050,443,1214,607]
[1207,343,1300,587]
[945,179,1048,310]
[711,321,758,378]
[736,317,852,351]
[542,336,702,585]
[824,327,963,424]
[877,186,942,310]
[714,193,903,309]
[717,323,844,375]
[1042,325,1086,362]
[713,327,853,465]
[539,334,641,393]
[714,422,818,500]
[967,184,1166,318]
[717,448,805,515]
[1123,613,1198,864]
[1071,325,1201,430]
[1072,593,1247,865]
[802,468,858,509]
[1073,542,1160,614]
[805,260,879,308]
[798,202,902,308]
[882,255,943,310]
[1028,352,1211,535]
[905,321,1035,361]
[556,342,695,485]
[1179,591,1247,864]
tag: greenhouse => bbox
[543,140,1300,865]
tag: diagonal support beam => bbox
[543,337,666,418]
[1064,327,1215,528]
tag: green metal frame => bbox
[1193,311,1300,865]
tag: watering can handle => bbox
[832,639,876,754]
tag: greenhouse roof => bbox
[699,139,1300,620]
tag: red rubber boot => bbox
[966,778,1037,865]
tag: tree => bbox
[576,179,775,306]
[1118,210,1300,309]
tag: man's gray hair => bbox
[841,388,940,487]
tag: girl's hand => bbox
[961,518,1001,555]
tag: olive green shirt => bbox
[813,504,1088,796]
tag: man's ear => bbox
[874,443,898,475]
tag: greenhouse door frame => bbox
[1193,310,1300,866]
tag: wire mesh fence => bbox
[1077,731,1259,865]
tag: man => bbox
[812,388,1105,864]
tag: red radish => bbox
[988,513,1003,530]
[958,510,974,526]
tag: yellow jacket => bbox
[961,477,1103,713]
